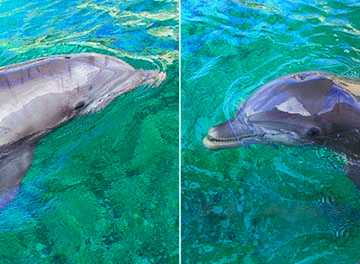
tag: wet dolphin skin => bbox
[0,53,164,210]
[204,71,360,188]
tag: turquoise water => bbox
[182,1,360,263]
[0,0,178,263]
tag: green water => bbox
[0,0,178,263]
[3,0,360,262]
[182,0,360,263]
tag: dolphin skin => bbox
[203,71,360,188]
[0,53,165,210]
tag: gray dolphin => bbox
[0,52,165,210]
[203,71,360,188]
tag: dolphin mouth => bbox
[203,135,249,150]
[145,70,166,88]
[202,119,253,150]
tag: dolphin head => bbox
[64,53,164,116]
[203,71,360,152]
[0,53,165,147]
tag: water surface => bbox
[182,1,360,263]
[0,0,179,263]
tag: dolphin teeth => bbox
[207,136,241,144]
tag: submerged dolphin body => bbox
[0,53,164,210]
[203,71,360,188]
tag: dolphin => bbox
[0,52,165,210]
[203,71,360,188]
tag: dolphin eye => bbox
[74,101,86,110]
[307,127,320,138]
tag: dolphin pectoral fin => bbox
[345,162,360,189]
[0,144,34,210]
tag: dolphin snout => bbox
[203,118,251,150]
[208,121,237,140]
[144,70,166,88]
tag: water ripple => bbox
[0,0,178,263]
[183,0,360,263]
[0,0,178,70]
